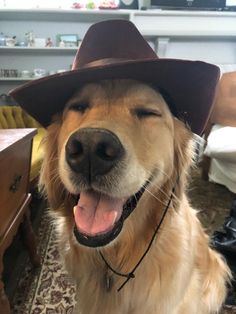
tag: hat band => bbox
[73,58,134,70]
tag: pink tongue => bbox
[73,190,124,236]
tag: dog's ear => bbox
[39,120,68,210]
[173,118,193,196]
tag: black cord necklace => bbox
[99,181,177,292]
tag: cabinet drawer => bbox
[0,138,32,238]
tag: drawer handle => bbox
[9,174,22,193]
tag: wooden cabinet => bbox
[0,128,40,314]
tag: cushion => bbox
[204,124,236,163]
[0,106,18,128]
[22,110,41,128]
[0,106,42,128]
[30,128,46,181]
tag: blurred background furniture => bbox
[202,71,236,194]
[0,129,40,314]
[0,105,46,188]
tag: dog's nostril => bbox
[67,139,83,157]
[96,142,119,161]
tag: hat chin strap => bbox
[99,176,179,292]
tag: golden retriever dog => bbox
[9,18,230,314]
[39,79,230,314]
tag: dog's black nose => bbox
[65,128,125,180]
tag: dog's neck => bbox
[97,175,182,291]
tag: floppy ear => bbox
[39,120,68,210]
[173,118,193,197]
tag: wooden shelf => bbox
[0,46,78,51]
[0,77,35,81]
[0,8,131,22]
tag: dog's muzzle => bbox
[65,128,146,248]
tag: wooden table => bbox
[0,129,40,314]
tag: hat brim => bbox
[10,58,220,135]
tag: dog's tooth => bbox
[112,211,118,225]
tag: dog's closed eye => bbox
[68,102,90,113]
[132,107,162,119]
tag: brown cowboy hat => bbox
[10,19,220,135]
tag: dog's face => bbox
[41,79,191,248]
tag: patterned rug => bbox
[10,167,236,314]
[11,213,76,314]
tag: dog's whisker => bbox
[126,168,179,205]
[149,167,176,188]
[48,173,62,187]
[151,166,172,179]
[144,169,178,199]
[143,186,169,207]
[48,171,60,182]
[146,183,180,206]
[143,174,181,206]
[133,192,138,204]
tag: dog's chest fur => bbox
[57,200,212,314]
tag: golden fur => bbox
[40,80,231,314]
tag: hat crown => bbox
[72,20,158,69]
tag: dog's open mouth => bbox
[73,186,146,247]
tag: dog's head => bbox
[40,79,193,247]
